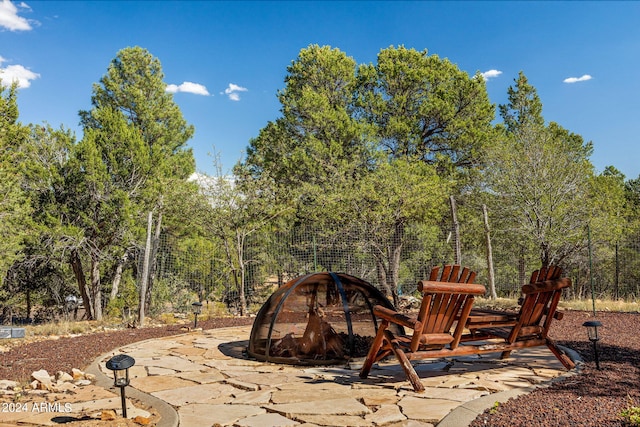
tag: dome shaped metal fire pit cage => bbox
[247,272,403,365]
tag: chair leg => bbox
[500,350,513,360]
[360,320,389,379]
[385,330,425,392]
[546,338,576,370]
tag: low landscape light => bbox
[582,320,602,370]
[192,301,203,329]
[106,354,135,418]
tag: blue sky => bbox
[2,1,639,179]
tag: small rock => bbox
[38,382,50,391]
[31,369,53,387]
[101,410,117,420]
[52,382,77,392]
[56,371,74,382]
[0,379,18,390]
[71,368,85,380]
[134,415,152,425]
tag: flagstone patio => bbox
[92,325,572,427]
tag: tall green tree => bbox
[0,82,30,290]
[0,83,79,320]
[80,46,194,184]
[346,159,450,304]
[201,158,292,316]
[483,72,619,271]
[498,71,544,133]
[355,46,495,181]
[242,45,370,223]
[241,45,494,301]
[9,123,76,320]
[351,46,493,299]
[619,173,640,296]
[64,108,142,320]
[71,46,195,321]
[623,173,640,227]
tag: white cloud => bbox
[0,0,32,31]
[223,83,248,101]
[563,74,592,84]
[0,62,39,88]
[481,69,502,81]
[165,81,210,95]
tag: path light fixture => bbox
[583,320,602,370]
[106,354,135,418]
[192,301,203,329]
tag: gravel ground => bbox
[1,311,638,426]
[470,310,640,427]
[0,317,254,383]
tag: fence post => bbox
[138,211,153,327]
[588,225,597,316]
[483,204,497,299]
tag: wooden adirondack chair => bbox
[466,265,575,369]
[359,265,486,392]
[360,265,576,392]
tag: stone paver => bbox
[175,368,225,384]
[178,402,265,426]
[399,396,461,423]
[152,382,238,406]
[131,374,196,393]
[266,397,371,417]
[365,404,407,424]
[235,412,301,427]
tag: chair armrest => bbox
[373,305,420,330]
[418,281,486,295]
[522,277,571,294]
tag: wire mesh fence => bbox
[150,224,640,312]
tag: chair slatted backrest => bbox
[508,266,570,342]
[410,265,484,352]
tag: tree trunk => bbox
[482,204,497,299]
[518,247,526,287]
[223,238,240,315]
[374,256,393,302]
[70,250,93,320]
[90,255,103,321]
[387,221,404,307]
[138,211,153,327]
[540,241,550,269]
[236,231,247,317]
[26,289,31,322]
[110,251,129,301]
[449,196,462,265]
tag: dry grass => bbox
[475,296,640,313]
[25,320,100,337]
[562,298,640,313]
